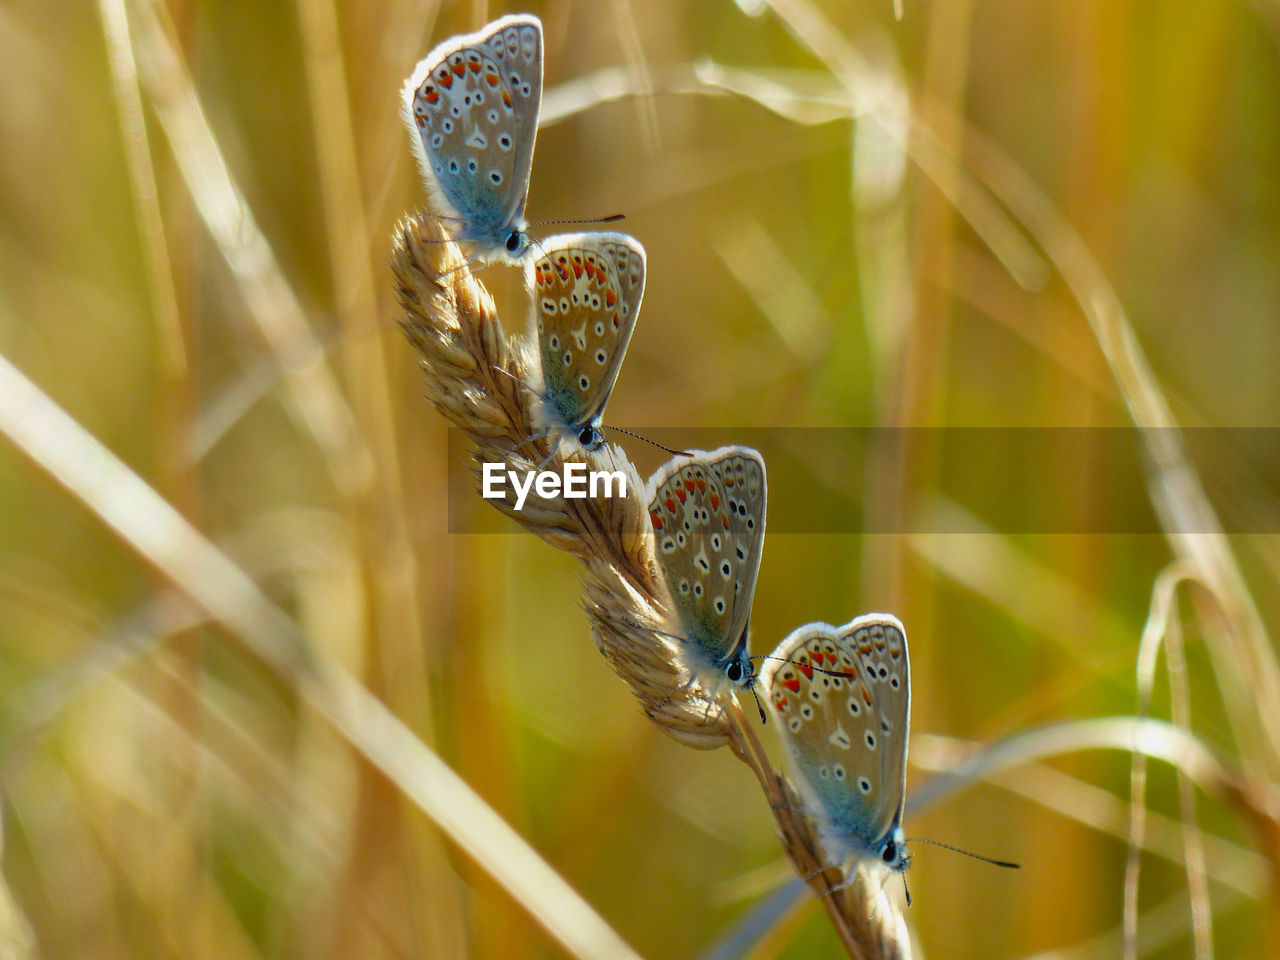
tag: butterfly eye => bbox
[577,425,597,447]
[505,231,521,253]
[726,661,744,683]
[882,841,897,864]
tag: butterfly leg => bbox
[697,672,733,725]
[811,866,886,918]
[653,671,703,716]
[503,427,551,464]
[491,364,532,390]
[430,255,480,283]
[532,442,562,472]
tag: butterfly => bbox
[760,614,912,880]
[646,447,767,707]
[402,15,542,265]
[526,233,645,450]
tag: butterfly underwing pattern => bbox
[761,614,911,878]
[646,447,767,702]
[526,232,645,450]
[402,15,542,264]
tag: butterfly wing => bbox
[402,15,542,255]
[839,614,910,847]
[528,233,645,443]
[762,614,910,867]
[646,447,767,671]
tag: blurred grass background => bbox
[1,0,1278,957]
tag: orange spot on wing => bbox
[709,493,720,510]
[502,91,512,107]
[468,61,482,73]
[861,685,872,705]
[782,677,800,693]
[798,664,813,679]
[650,511,663,529]
[664,497,677,513]
[439,73,454,88]
[424,90,439,104]
[485,73,499,86]
[722,516,730,529]
[451,62,466,76]
[675,487,687,503]
[696,479,706,492]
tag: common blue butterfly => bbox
[646,447,767,704]
[526,232,645,450]
[761,614,912,878]
[402,15,542,265]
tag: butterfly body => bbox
[402,15,542,264]
[646,447,767,698]
[527,233,645,449]
[761,614,911,878]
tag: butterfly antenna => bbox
[530,213,626,229]
[902,873,911,907]
[527,234,551,264]
[906,837,1020,869]
[752,653,854,681]
[603,425,690,457]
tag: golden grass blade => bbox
[908,718,1241,813]
[124,0,370,494]
[1017,887,1251,960]
[294,0,429,763]
[0,810,35,960]
[606,0,662,154]
[908,496,1133,667]
[1129,564,1216,960]
[953,123,1280,785]
[907,751,1265,899]
[732,714,1248,956]
[698,10,1279,794]
[0,349,641,960]
[712,211,832,362]
[95,0,185,380]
